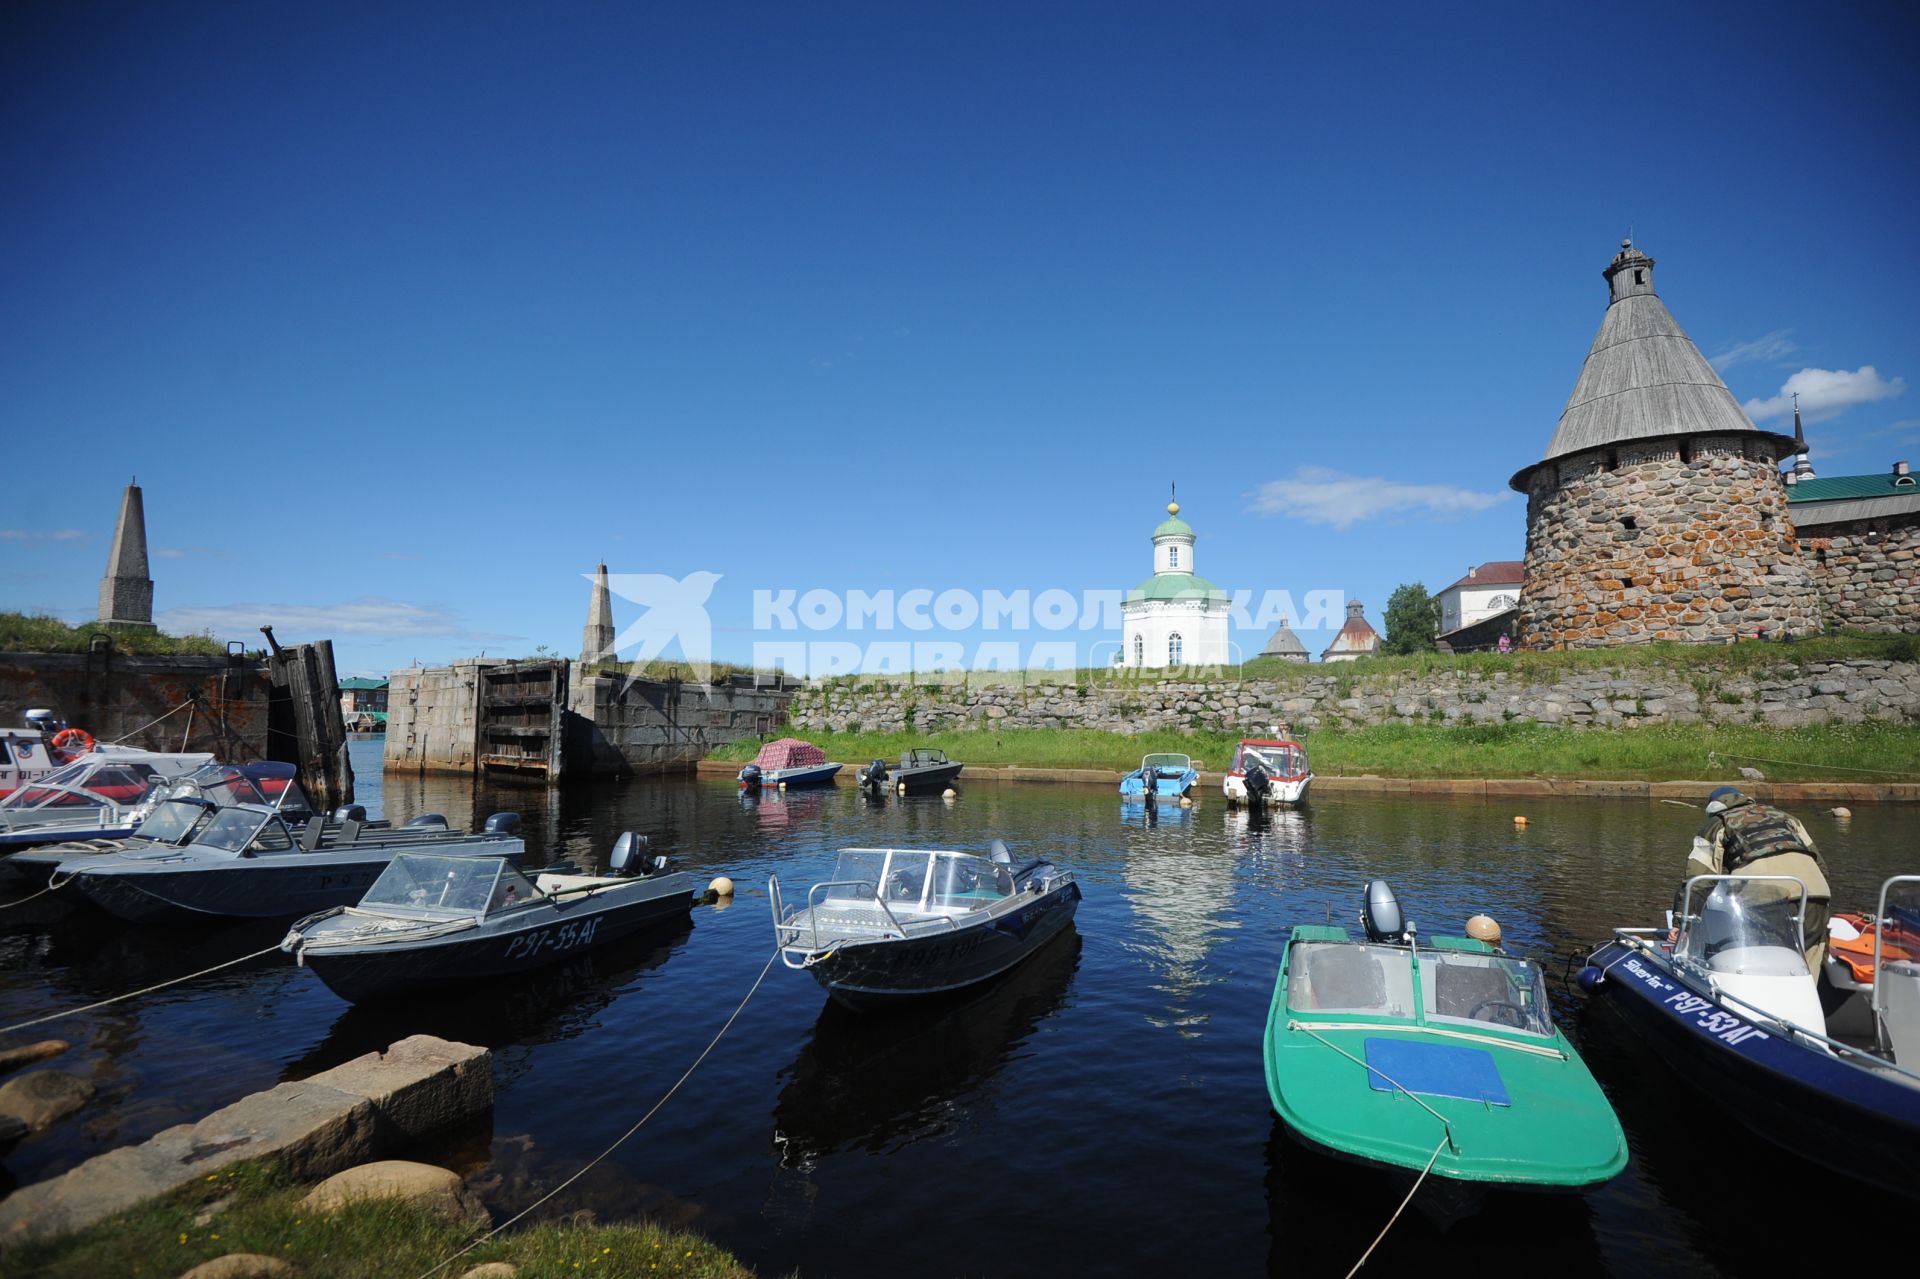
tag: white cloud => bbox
[156,597,522,646]
[0,528,87,542]
[1247,467,1513,530]
[1744,366,1906,423]
[1710,329,1796,371]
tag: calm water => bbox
[1,738,1913,1276]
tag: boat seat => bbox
[299,816,325,852]
[1879,960,1920,1066]
[1434,962,1517,1021]
[338,817,363,845]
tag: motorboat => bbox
[1118,753,1198,800]
[738,737,843,791]
[1224,738,1312,809]
[770,841,1079,1008]
[4,762,325,885]
[281,832,694,1002]
[857,748,963,796]
[1266,881,1626,1221]
[0,747,215,848]
[1579,873,1920,1200]
[0,710,116,800]
[47,801,525,924]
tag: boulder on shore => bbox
[300,1160,488,1227]
[0,1070,94,1132]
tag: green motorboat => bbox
[1263,881,1626,1217]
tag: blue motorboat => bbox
[1580,873,1920,1201]
[1118,753,1198,800]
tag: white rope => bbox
[414,948,782,1279]
[0,944,282,1036]
[1344,1134,1449,1277]
[107,700,194,745]
[0,879,67,912]
[1706,749,1914,778]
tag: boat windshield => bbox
[171,766,308,813]
[1286,941,1417,1018]
[363,855,521,915]
[1418,950,1554,1037]
[901,749,948,767]
[134,799,213,844]
[1142,754,1192,772]
[822,851,888,902]
[3,762,160,810]
[929,853,1011,910]
[193,807,286,854]
[1233,743,1306,776]
[1679,878,1810,976]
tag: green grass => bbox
[9,1160,755,1279]
[0,611,225,657]
[713,721,1920,782]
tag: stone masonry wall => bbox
[785,658,1920,736]
[1801,519,1920,632]
[1519,437,1821,648]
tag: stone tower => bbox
[1509,242,1821,647]
[98,481,154,628]
[581,562,615,663]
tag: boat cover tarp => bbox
[1364,1037,1510,1106]
[754,738,828,770]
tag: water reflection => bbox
[283,916,697,1086]
[1121,819,1241,1038]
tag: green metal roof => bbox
[1153,515,1195,538]
[1126,572,1228,603]
[338,677,389,690]
[1788,473,1919,504]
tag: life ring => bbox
[49,728,96,760]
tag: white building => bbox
[1436,561,1524,636]
[1120,498,1230,668]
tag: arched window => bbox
[1168,632,1183,665]
[1169,545,1179,568]
[1133,634,1144,666]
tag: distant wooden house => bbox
[1436,561,1522,651]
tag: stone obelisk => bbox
[581,563,615,663]
[98,481,154,628]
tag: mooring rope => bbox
[107,699,194,745]
[1706,749,1914,779]
[0,880,66,912]
[414,948,783,1279]
[0,944,283,1036]
[1344,1134,1449,1277]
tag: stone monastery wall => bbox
[787,657,1920,736]
[1519,436,1822,648]
[1802,520,1920,632]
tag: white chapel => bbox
[1120,494,1231,668]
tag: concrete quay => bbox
[0,1035,490,1246]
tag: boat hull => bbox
[891,763,963,794]
[743,763,842,790]
[293,879,695,1002]
[800,881,1080,1009]
[1118,770,1197,798]
[1586,938,1920,1199]
[1223,773,1311,807]
[69,847,526,924]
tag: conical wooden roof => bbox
[1511,242,1794,490]
[1260,623,1306,657]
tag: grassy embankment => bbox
[714,635,1920,781]
[0,611,224,657]
[9,1160,754,1279]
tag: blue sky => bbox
[3,2,1915,676]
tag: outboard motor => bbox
[483,812,522,836]
[609,831,663,877]
[1361,879,1409,944]
[1243,763,1271,809]
[861,758,890,795]
[405,813,449,830]
[332,804,367,822]
[23,709,60,735]
[738,763,764,791]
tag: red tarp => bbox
[754,738,827,769]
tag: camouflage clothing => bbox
[1680,797,1830,973]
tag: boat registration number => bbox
[1621,957,1770,1047]
[504,917,601,961]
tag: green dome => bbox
[1126,572,1228,603]
[1152,515,1195,538]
